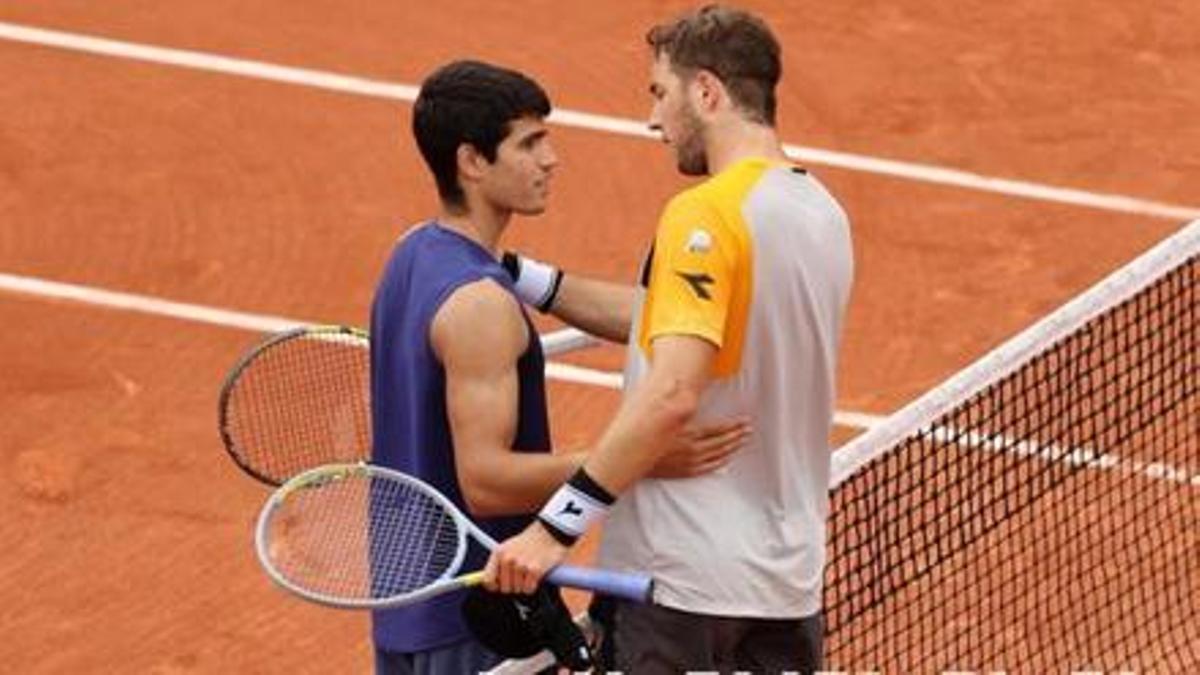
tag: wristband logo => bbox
[558,500,584,517]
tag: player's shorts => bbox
[591,597,823,675]
[374,637,502,675]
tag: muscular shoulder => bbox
[430,278,529,368]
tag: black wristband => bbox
[501,251,521,280]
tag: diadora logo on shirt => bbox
[675,271,715,301]
[684,227,713,254]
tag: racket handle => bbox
[546,565,654,603]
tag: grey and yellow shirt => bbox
[597,157,853,618]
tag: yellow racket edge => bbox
[459,571,486,587]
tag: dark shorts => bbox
[374,637,503,675]
[592,598,824,675]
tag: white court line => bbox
[1,21,1198,221]
[931,424,1200,491]
[0,271,886,429]
[0,271,602,382]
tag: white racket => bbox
[255,463,653,609]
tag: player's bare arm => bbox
[483,333,717,594]
[582,333,716,493]
[432,278,586,516]
[436,280,742,515]
[503,253,635,342]
[545,274,635,343]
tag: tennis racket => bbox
[217,325,371,486]
[217,324,602,486]
[255,462,654,608]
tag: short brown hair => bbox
[646,4,781,125]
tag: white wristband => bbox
[504,253,563,312]
[538,482,610,540]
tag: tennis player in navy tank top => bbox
[367,61,586,675]
[371,220,554,655]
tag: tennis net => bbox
[826,220,1198,672]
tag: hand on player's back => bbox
[649,417,751,478]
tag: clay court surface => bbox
[0,1,1196,672]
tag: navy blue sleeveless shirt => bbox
[369,222,552,653]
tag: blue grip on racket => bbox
[546,564,654,603]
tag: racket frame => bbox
[217,324,369,486]
[254,463,655,609]
[255,462,475,609]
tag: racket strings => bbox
[371,489,459,597]
[265,473,464,602]
[225,331,370,483]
